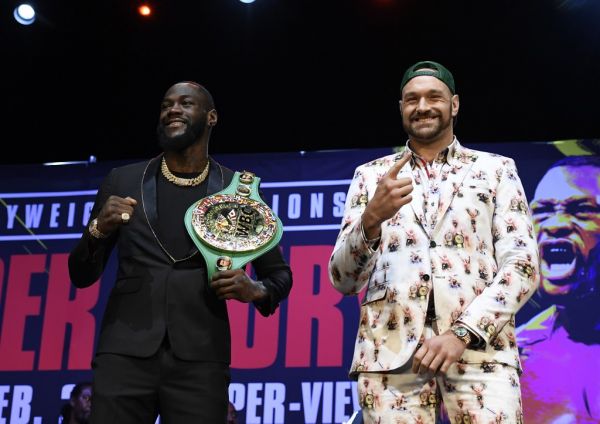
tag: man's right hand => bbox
[361,152,414,239]
[96,196,138,235]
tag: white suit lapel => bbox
[433,145,478,235]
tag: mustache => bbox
[409,110,440,122]
[157,118,190,131]
[156,116,208,152]
[410,111,438,120]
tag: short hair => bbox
[179,81,215,110]
[70,381,92,400]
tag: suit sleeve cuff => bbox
[456,320,487,350]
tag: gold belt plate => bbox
[191,194,278,252]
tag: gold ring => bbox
[121,212,130,224]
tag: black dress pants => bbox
[90,339,230,424]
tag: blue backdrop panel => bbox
[0,140,597,423]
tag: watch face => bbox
[454,326,468,337]
[191,194,278,252]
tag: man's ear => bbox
[451,94,459,117]
[399,100,403,117]
[207,109,218,127]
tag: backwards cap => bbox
[401,61,455,94]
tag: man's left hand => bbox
[411,330,467,376]
[210,269,267,303]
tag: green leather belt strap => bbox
[185,170,283,280]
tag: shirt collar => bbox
[404,136,458,167]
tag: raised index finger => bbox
[385,151,412,180]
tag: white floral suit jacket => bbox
[328,140,540,378]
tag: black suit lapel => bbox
[142,155,161,233]
[206,157,227,195]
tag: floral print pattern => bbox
[329,140,540,378]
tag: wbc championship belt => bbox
[184,170,283,280]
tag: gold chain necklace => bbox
[161,157,210,187]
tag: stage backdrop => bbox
[0,139,598,424]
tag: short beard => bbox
[403,105,453,142]
[156,118,207,152]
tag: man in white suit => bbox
[329,61,539,424]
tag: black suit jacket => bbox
[68,155,292,362]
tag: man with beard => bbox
[517,155,600,423]
[329,61,539,423]
[60,382,92,424]
[68,81,292,423]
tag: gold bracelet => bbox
[88,218,108,239]
[360,222,381,247]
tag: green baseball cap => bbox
[401,60,455,94]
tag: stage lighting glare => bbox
[14,4,36,25]
[239,0,256,3]
[138,4,152,16]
